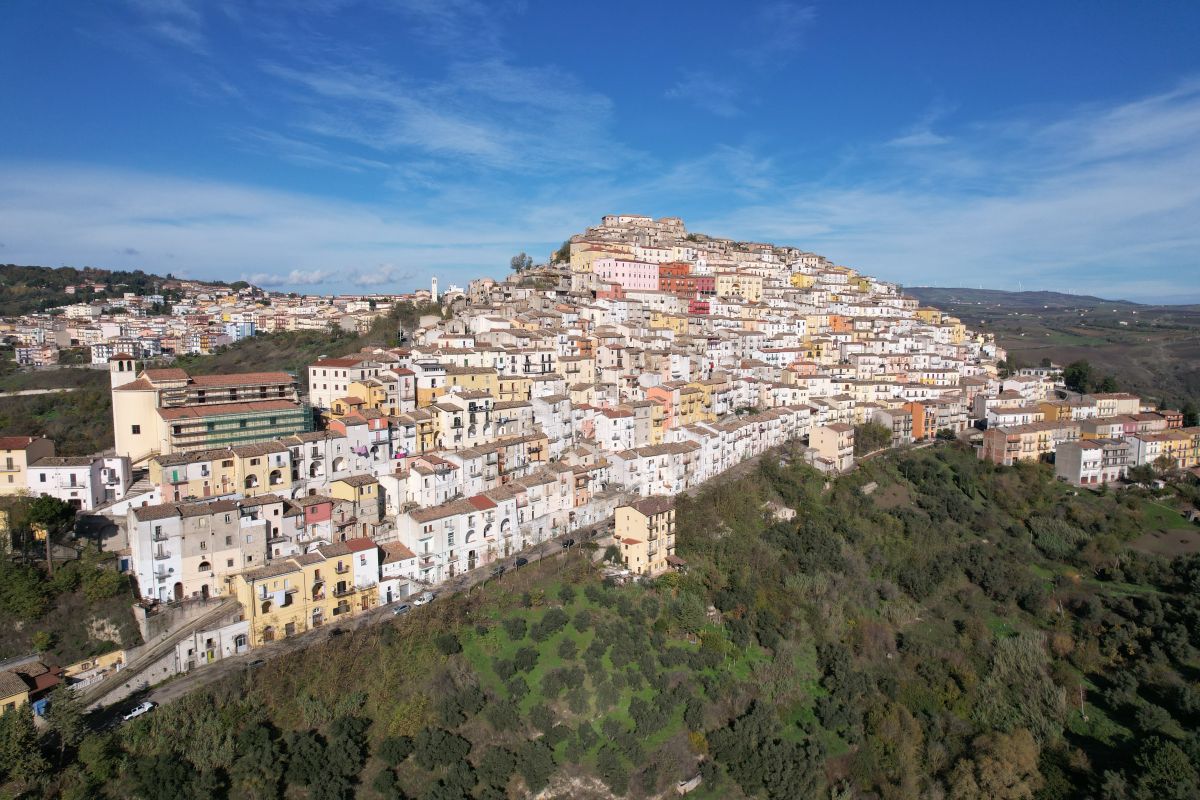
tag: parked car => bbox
[122,701,156,722]
[328,627,346,637]
[391,604,411,616]
[247,658,265,668]
[514,557,529,567]
[412,591,434,606]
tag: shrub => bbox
[503,617,528,641]
[435,633,462,656]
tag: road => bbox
[99,439,937,721]
[99,520,610,720]
[0,387,78,397]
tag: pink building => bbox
[593,258,659,292]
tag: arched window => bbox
[198,560,211,572]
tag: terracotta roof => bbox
[337,474,378,487]
[313,357,367,367]
[30,456,93,468]
[467,494,497,510]
[381,541,416,563]
[0,436,44,449]
[158,398,299,420]
[189,372,295,387]
[144,368,190,382]
[113,377,155,391]
[0,671,31,697]
[628,496,676,515]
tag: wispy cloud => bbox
[739,2,816,68]
[244,268,336,287]
[125,0,208,54]
[666,71,743,118]
[696,81,1200,301]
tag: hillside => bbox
[7,444,1198,799]
[0,264,233,317]
[0,302,423,454]
[909,286,1200,409]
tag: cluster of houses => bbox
[1,276,408,366]
[3,214,1196,682]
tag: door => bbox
[173,582,184,602]
[200,584,210,600]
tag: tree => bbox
[854,422,892,455]
[0,704,48,785]
[1181,401,1199,428]
[1130,737,1199,799]
[230,723,286,799]
[1063,360,1093,393]
[553,241,571,264]
[27,494,75,532]
[45,686,87,761]
[947,728,1043,800]
[1097,374,1119,393]
[510,253,534,272]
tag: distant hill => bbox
[908,286,1200,409]
[0,264,237,317]
[907,286,1141,310]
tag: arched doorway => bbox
[173,582,183,602]
[200,584,210,600]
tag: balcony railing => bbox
[153,551,171,560]
[333,586,355,598]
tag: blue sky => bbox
[2,1,1199,301]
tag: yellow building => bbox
[0,436,55,497]
[714,272,764,302]
[444,366,500,398]
[232,539,378,646]
[231,442,292,497]
[649,312,688,334]
[0,671,29,713]
[914,308,942,324]
[498,375,532,403]
[151,447,239,501]
[613,496,676,576]
[789,273,815,289]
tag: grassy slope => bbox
[43,443,1198,800]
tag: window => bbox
[39,473,46,483]
[226,559,234,568]
[200,540,206,551]
[225,536,233,546]
[245,535,253,544]
[131,424,141,434]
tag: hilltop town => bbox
[1,213,1196,706]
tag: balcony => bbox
[335,565,350,575]
[153,550,171,561]
[333,586,355,598]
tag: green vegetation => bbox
[5,444,1200,798]
[908,286,1200,410]
[0,369,113,456]
[0,264,216,317]
[1063,359,1118,394]
[0,540,139,663]
[853,421,891,455]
